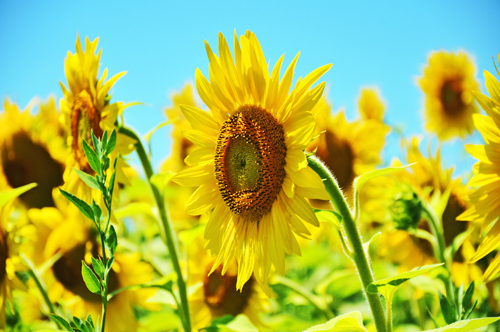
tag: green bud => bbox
[390,191,423,230]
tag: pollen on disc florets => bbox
[70,90,103,173]
[214,105,287,222]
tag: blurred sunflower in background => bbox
[307,88,390,207]
[0,97,66,209]
[418,50,480,140]
[458,55,500,282]
[59,35,136,201]
[27,191,156,331]
[184,231,270,330]
[173,30,331,295]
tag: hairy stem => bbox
[307,155,387,332]
[118,125,191,332]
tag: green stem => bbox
[100,223,109,332]
[118,125,191,332]
[422,204,455,305]
[307,155,387,332]
[274,275,333,320]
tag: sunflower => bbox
[0,97,66,209]
[0,184,38,328]
[184,231,270,330]
[59,35,136,202]
[172,30,331,295]
[307,88,390,207]
[27,190,156,331]
[458,55,500,282]
[377,138,477,281]
[418,50,480,140]
[161,84,205,228]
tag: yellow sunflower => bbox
[172,30,331,295]
[418,50,480,140]
[185,232,270,330]
[27,191,156,331]
[458,55,500,282]
[59,35,136,202]
[307,88,390,206]
[377,138,478,282]
[0,97,66,209]
[0,184,37,328]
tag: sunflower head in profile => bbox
[458,55,500,282]
[0,97,66,209]
[173,30,331,295]
[59,35,136,201]
[418,50,480,140]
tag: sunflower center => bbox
[70,90,103,174]
[0,236,7,284]
[203,265,254,316]
[442,193,467,247]
[52,241,118,302]
[1,131,64,208]
[440,79,465,117]
[214,105,287,222]
[320,131,355,190]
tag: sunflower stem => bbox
[422,204,455,305]
[118,125,191,332]
[307,155,387,332]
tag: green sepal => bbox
[59,189,94,221]
[49,314,73,331]
[73,168,100,190]
[81,261,101,294]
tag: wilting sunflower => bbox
[185,232,270,330]
[173,31,331,295]
[307,88,390,206]
[458,55,500,282]
[418,50,480,140]
[0,97,66,209]
[27,191,156,331]
[59,35,136,202]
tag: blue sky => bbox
[1,0,499,177]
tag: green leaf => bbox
[15,271,31,285]
[107,256,115,270]
[457,283,464,319]
[86,313,95,330]
[81,261,101,294]
[49,314,73,331]
[219,314,258,332]
[108,157,118,199]
[91,200,102,224]
[101,131,109,154]
[313,208,342,228]
[422,317,500,332]
[106,129,117,155]
[91,130,101,156]
[73,168,100,190]
[105,225,118,255]
[303,311,368,332]
[367,263,444,299]
[73,316,88,332]
[59,189,94,221]
[439,291,457,325]
[464,300,478,320]
[91,257,103,279]
[200,315,235,332]
[0,182,37,207]
[83,139,101,174]
[427,307,439,329]
[462,281,475,311]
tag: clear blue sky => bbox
[1,0,498,177]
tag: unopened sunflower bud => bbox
[390,191,423,230]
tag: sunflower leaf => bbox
[73,168,100,190]
[105,225,118,255]
[421,317,499,332]
[313,208,342,228]
[59,189,94,221]
[303,311,368,332]
[49,314,73,331]
[106,129,117,156]
[91,257,104,279]
[462,281,475,313]
[81,261,101,294]
[464,300,478,320]
[439,291,457,324]
[91,200,102,224]
[91,130,101,156]
[83,139,101,174]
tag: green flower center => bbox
[1,131,64,208]
[70,90,103,174]
[214,105,287,222]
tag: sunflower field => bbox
[1,2,500,332]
